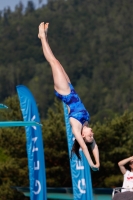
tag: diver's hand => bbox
[91,164,99,171]
[91,166,99,171]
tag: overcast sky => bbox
[0,0,47,11]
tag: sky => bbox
[0,0,47,11]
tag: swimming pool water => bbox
[47,193,112,200]
[93,194,112,200]
[15,186,113,200]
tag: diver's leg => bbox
[38,22,70,94]
[44,23,71,83]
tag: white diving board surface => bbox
[0,121,42,127]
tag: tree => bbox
[25,1,35,14]
[91,111,133,187]
[0,95,29,200]
[42,98,72,186]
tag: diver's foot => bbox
[44,23,49,41]
[44,23,49,35]
[38,22,49,39]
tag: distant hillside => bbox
[0,0,133,121]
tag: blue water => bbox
[24,192,112,200]
[47,193,112,200]
[47,193,73,199]
[22,187,112,200]
[93,194,112,200]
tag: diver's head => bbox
[81,126,94,143]
[70,127,94,160]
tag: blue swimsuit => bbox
[54,83,90,125]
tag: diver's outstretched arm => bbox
[72,128,99,171]
[91,141,100,168]
[71,118,99,171]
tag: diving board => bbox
[0,104,8,109]
[0,121,42,127]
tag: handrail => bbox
[112,187,131,198]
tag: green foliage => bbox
[0,147,10,162]
[0,84,133,195]
[0,95,29,199]
[42,98,72,186]
[0,0,133,120]
[0,0,133,195]
[91,111,133,187]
